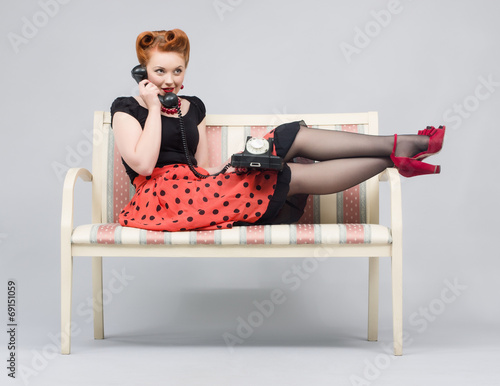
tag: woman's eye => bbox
[174,69,183,74]
[155,69,164,74]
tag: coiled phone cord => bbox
[176,105,231,179]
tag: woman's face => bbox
[146,49,186,95]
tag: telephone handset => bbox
[131,65,178,109]
[130,65,283,178]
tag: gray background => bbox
[1,0,499,384]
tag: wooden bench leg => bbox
[392,249,403,356]
[92,256,104,340]
[61,246,73,355]
[368,256,379,341]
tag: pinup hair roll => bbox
[136,29,190,66]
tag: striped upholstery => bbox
[71,223,391,245]
[77,118,386,246]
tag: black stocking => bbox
[284,125,429,162]
[284,126,428,196]
[287,157,392,196]
[284,125,395,162]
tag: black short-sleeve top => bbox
[110,96,206,183]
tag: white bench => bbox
[61,111,403,355]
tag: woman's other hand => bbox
[223,166,248,174]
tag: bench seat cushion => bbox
[71,223,392,245]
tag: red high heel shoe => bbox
[390,134,441,177]
[413,125,446,160]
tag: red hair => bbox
[136,29,190,67]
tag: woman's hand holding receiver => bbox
[139,79,162,112]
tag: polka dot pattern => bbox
[119,163,278,232]
[196,230,215,244]
[246,225,266,244]
[96,223,119,244]
[345,224,365,244]
[296,224,315,244]
[343,185,360,223]
[146,230,165,244]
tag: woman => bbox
[111,29,445,232]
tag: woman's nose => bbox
[163,74,174,85]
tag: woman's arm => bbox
[112,81,163,176]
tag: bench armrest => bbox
[61,168,93,238]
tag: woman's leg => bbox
[287,157,392,196]
[283,124,435,196]
[283,125,429,162]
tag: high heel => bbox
[413,125,446,160]
[390,134,441,177]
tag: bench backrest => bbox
[91,112,380,226]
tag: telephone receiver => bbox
[131,65,178,108]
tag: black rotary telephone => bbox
[131,65,283,178]
[231,137,284,171]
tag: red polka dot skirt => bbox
[119,121,306,231]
